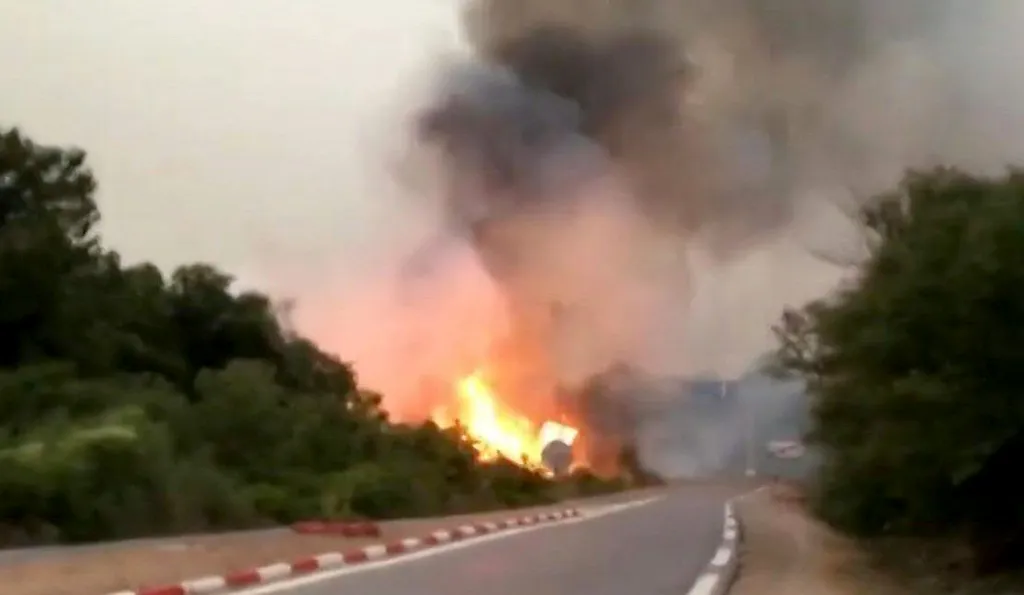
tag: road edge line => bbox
[684,486,768,595]
[105,509,582,595]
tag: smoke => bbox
[275,0,1024,475]
[403,19,805,390]
[385,13,805,476]
[419,22,802,251]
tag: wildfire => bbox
[431,370,579,470]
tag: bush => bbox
[0,126,627,545]
[772,168,1024,576]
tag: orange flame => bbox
[431,370,579,469]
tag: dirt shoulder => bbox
[730,486,904,595]
[3,488,662,595]
[4,530,391,595]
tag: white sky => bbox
[1,0,466,287]
[1,0,848,378]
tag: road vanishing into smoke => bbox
[247,484,739,595]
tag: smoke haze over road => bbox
[5,0,1024,475]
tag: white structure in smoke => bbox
[767,439,806,460]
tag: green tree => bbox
[0,128,101,368]
[771,167,1024,572]
[0,126,621,546]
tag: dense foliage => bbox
[771,167,1024,574]
[0,127,623,546]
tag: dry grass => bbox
[866,536,1024,595]
[734,487,1024,595]
[730,488,905,595]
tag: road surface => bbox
[258,486,730,595]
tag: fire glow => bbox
[431,370,579,470]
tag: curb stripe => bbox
[684,498,743,595]
[107,508,581,595]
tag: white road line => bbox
[684,486,762,595]
[709,546,732,567]
[228,497,662,595]
[688,574,720,595]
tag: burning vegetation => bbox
[409,317,651,479]
[401,17,703,480]
[431,370,579,474]
[391,0,905,480]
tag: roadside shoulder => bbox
[729,489,902,595]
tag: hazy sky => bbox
[2,0,466,285]
[2,1,847,380]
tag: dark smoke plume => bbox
[313,0,1024,478]
[416,24,799,266]
[407,6,810,476]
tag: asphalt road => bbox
[273,487,729,595]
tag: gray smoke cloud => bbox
[317,0,1024,476]
[416,23,798,266]
[406,14,810,476]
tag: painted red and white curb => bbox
[684,500,741,595]
[105,509,581,595]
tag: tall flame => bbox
[432,370,579,469]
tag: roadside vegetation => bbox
[0,127,635,546]
[771,167,1024,590]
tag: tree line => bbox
[771,167,1024,583]
[0,127,628,546]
